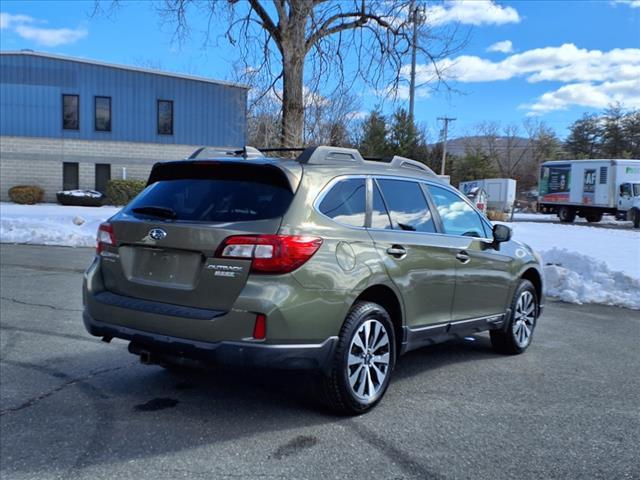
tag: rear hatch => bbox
[99,160,298,311]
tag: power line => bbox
[437,116,456,175]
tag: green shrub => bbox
[106,179,146,205]
[8,185,44,204]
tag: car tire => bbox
[490,280,538,355]
[585,213,603,223]
[558,207,576,223]
[320,301,396,415]
[629,208,640,229]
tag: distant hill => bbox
[432,135,530,157]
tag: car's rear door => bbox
[425,184,512,321]
[367,178,457,327]
[99,161,297,311]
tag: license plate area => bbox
[119,246,203,289]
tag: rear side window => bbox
[376,179,436,232]
[371,182,392,229]
[318,178,366,227]
[427,185,488,238]
[126,164,293,222]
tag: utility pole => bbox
[408,0,418,123]
[437,116,456,175]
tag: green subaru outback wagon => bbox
[83,146,544,414]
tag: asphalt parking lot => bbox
[1,244,639,480]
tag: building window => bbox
[157,99,173,135]
[62,94,79,130]
[95,164,111,194]
[63,162,79,190]
[95,96,111,132]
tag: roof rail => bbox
[187,146,264,160]
[296,146,365,165]
[390,156,438,178]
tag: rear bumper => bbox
[83,310,338,372]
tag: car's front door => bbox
[426,184,513,321]
[367,178,457,327]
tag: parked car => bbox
[57,189,104,207]
[538,159,640,227]
[82,146,544,414]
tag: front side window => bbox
[62,94,79,130]
[427,185,488,238]
[318,178,366,227]
[376,179,436,232]
[157,100,173,135]
[95,96,111,132]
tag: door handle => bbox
[386,245,407,258]
[456,251,470,263]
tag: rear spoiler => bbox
[146,160,302,192]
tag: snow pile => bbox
[541,248,640,310]
[0,203,120,247]
[506,221,639,280]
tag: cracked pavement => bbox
[1,244,639,479]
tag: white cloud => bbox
[487,40,513,53]
[610,0,640,8]
[423,0,521,26]
[0,12,34,29]
[524,79,640,115]
[410,43,640,114]
[14,25,87,47]
[0,11,87,46]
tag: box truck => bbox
[459,178,516,213]
[538,159,640,227]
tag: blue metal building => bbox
[0,51,248,201]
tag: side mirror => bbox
[493,224,512,243]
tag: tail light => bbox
[97,223,116,254]
[216,235,323,274]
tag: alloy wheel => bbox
[347,319,391,401]
[513,291,536,348]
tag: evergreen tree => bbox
[359,110,391,157]
[601,104,627,158]
[565,113,603,158]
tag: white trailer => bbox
[538,159,640,227]
[458,178,516,212]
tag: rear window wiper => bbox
[131,205,178,219]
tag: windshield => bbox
[634,184,640,197]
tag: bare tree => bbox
[154,0,464,147]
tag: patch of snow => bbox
[0,203,120,248]
[513,212,632,226]
[505,221,639,280]
[542,248,640,310]
[57,189,103,198]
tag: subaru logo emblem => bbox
[148,228,167,241]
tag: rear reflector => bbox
[96,223,116,254]
[216,234,323,274]
[253,313,267,340]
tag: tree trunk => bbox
[280,40,305,147]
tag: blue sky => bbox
[1,0,639,141]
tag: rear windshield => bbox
[126,163,293,223]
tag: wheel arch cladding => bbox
[521,268,542,307]
[354,284,403,352]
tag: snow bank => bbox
[0,203,120,247]
[541,248,640,310]
[505,221,639,280]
